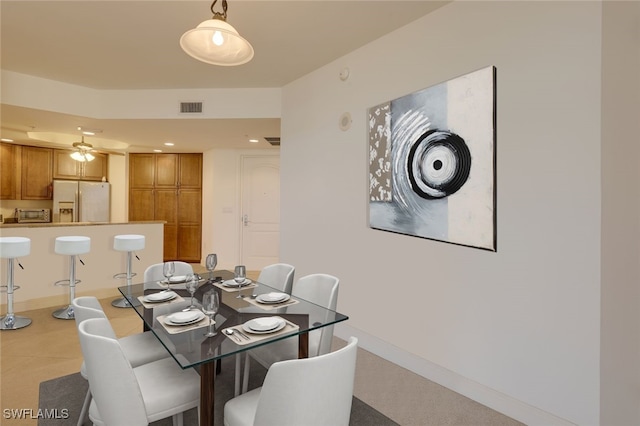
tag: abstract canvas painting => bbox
[368,66,496,251]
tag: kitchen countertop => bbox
[0,220,165,228]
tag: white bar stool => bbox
[111,234,145,308]
[0,237,32,330]
[53,236,90,320]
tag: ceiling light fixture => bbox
[70,137,96,162]
[180,0,254,66]
[76,126,102,136]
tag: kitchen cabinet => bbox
[53,149,108,181]
[129,153,202,262]
[0,143,21,200]
[21,146,53,200]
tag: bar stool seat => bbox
[0,237,32,330]
[112,234,145,308]
[53,236,90,320]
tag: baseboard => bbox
[334,323,576,426]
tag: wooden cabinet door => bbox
[178,154,202,189]
[1,143,20,200]
[21,146,52,199]
[177,188,202,262]
[53,149,80,179]
[81,152,108,181]
[155,154,178,187]
[177,224,201,262]
[129,188,155,221]
[130,154,155,188]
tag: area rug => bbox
[39,355,398,426]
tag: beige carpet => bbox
[332,338,524,426]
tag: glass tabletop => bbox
[118,270,348,369]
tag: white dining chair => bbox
[72,297,172,426]
[224,336,358,426]
[257,263,295,294]
[143,261,194,290]
[231,263,296,394]
[78,317,200,426]
[241,273,340,394]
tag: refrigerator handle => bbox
[76,189,80,223]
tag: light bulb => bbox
[212,31,224,46]
[70,151,86,162]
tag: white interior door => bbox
[240,155,280,270]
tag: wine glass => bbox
[234,265,246,298]
[184,274,198,310]
[205,253,217,281]
[162,261,175,291]
[201,290,219,337]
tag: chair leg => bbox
[242,352,250,394]
[77,388,91,426]
[172,412,184,426]
[234,353,241,397]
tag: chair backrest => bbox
[78,318,148,426]
[72,296,108,330]
[143,261,194,289]
[257,263,295,294]
[292,273,339,356]
[254,337,358,426]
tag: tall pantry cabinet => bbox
[129,153,202,262]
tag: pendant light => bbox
[180,0,254,66]
[70,137,95,162]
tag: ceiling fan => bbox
[70,136,97,162]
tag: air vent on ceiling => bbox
[180,102,203,114]
[264,137,280,146]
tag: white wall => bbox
[600,1,640,425]
[280,2,615,425]
[108,153,126,222]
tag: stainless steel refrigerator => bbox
[52,180,111,223]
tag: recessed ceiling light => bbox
[1,138,14,142]
[164,142,174,146]
[77,126,102,136]
[153,149,162,153]
[249,139,259,143]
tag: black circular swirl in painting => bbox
[407,129,471,199]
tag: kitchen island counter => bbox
[0,222,165,310]
[0,220,164,228]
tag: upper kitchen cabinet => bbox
[53,149,108,181]
[178,154,203,189]
[0,143,21,200]
[156,154,179,187]
[21,146,53,200]
[129,154,156,188]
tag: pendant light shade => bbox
[180,0,253,66]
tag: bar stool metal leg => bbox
[112,251,140,308]
[1,257,32,330]
[111,234,144,308]
[53,255,79,320]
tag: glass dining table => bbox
[118,270,349,426]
